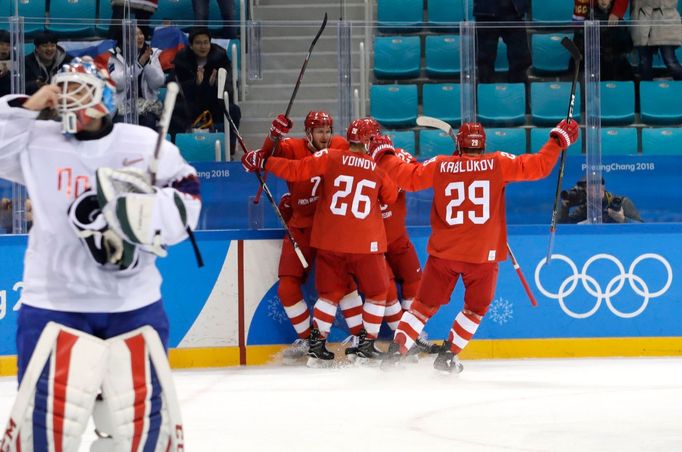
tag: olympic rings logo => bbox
[534,253,673,319]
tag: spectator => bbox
[573,0,628,23]
[559,177,643,223]
[193,0,237,39]
[0,197,11,233]
[108,26,165,129]
[0,31,10,97]
[573,0,634,81]
[109,0,157,42]
[170,27,241,156]
[474,0,531,83]
[24,32,72,95]
[630,0,682,80]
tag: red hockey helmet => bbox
[304,111,333,133]
[346,117,381,144]
[456,122,486,153]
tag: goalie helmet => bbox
[456,122,486,154]
[52,56,116,134]
[346,117,381,145]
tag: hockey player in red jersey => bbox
[243,118,398,366]
[254,111,366,362]
[375,119,579,372]
[360,118,438,355]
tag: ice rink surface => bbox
[1,356,681,452]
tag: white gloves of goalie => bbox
[96,167,168,259]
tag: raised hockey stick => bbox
[253,13,328,204]
[417,115,537,307]
[546,37,582,263]
[224,95,309,269]
[150,81,204,267]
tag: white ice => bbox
[1,356,681,451]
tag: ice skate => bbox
[306,328,335,368]
[356,329,382,360]
[342,334,360,362]
[433,341,463,374]
[414,332,440,354]
[282,338,310,365]
[380,342,404,370]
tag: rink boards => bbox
[0,224,681,375]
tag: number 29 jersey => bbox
[387,141,562,264]
[265,148,398,254]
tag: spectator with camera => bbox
[559,177,642,223]
[0,31,10,97]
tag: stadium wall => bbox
[0,224,680,376]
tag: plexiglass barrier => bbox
[1,4,682,232]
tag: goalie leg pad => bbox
[97,326,184,452]
[2,322,108,452]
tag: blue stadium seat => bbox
[531,82,582,125]
[600,81,635,125]
[477,83,526,126]
[7,0,48,35]
[154,0,193,23]
[531,127,583,155]
[425,35,460,77]
[96,0,113,36]
[531,33,573,73]
[419,129,456,159]
[47,0,96,36]
[641,128,682,155]
[486,128,527,154]
[377,0,423,33]
[422,83,461,126]
[370,84,418,128]
[175,132,222,161]
[640,81,682,125]
[495,38,509,71]
[601,128,638,155]
[531,0,574,21]
[427,0,465,31]
[385,130,416,154]
[374,36,421,79]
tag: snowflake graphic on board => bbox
[488,297,514,325]
[266,296,289,324]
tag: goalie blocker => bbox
[1,322,183,452]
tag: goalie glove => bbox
[96,167,168,258]
[68,190,140,270]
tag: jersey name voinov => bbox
[342,154,376,170]
[440,159,495,174]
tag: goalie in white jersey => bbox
[0,57,200,451]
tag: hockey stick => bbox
[224,95,309,269]
[150,81,204,267]
[417,115,537,307]
[546,37,582,263]
[253,13,328,204]
[150,82,179,186]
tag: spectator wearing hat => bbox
[24,31,72,95]
[0,31,10,96]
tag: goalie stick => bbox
[546,37,582,263]
[151,81,204,267]
[254,13,328,204]
[224,94,309,269]
[416,115,537,306]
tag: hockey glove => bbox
[279,192,293,224]
[550,119,580,150]
[369,135,396,161]
[269,114,293,141]
[241,150,266,173]
[96,167,168,258]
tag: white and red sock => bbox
[448,311,481,354]
[362,300,385,339]
[339,291,364,336]
[312,299,338,337]
[384,299,403,331]
[283,300,311,340]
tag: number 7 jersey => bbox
[384,140,562,264]
[265,148,398,254]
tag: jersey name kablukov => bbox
[440,159,495,174]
